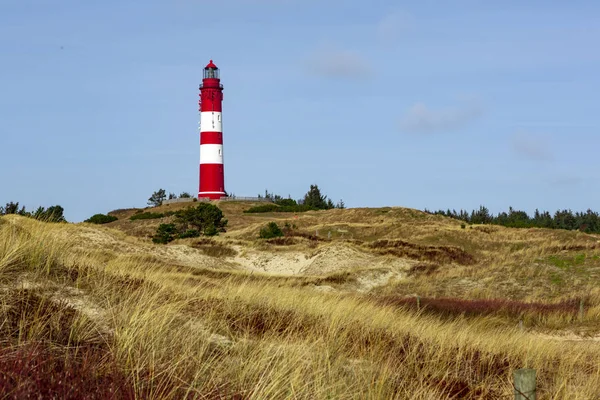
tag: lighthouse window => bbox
[204,68,220,79]
[218,149,221,155]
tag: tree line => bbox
[0,201,66,222]
[147,190,193,207]
[261,185,345,210]
[424,205,600,233]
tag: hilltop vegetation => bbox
[427,205,600,233]
[245,185,346,213]
[0,201,66,222]
[1,201,600,398]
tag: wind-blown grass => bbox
[1,215,600,398]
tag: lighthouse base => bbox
[198,192,226,200]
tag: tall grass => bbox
[1,215,600,398]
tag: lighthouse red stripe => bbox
[199,163,225,199]
[200,90,223,112]
[200,131,223,144]
[201,101,222,112]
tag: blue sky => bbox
[1,0,599,222]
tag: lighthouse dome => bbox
[205,60,218,69]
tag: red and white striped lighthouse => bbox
[198,60,226,200]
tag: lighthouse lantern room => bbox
[198,60,226,199]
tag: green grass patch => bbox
[547,253,586,270]
[549,272,564,286]
[84,214,118,224]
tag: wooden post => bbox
[579,299,585,322]
[416,296,421,311]
[514,368,536,400]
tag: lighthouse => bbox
[198,60,226,200]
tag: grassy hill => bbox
[1,202,599,398]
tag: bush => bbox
[175,203,227,235]
[203,225,218,236]
[1,201,27,216]
[30,205,66,223]
[244,204,279,213]
[85,214,118,224]
[178,229,200,239]
[151,204,227,244]
[1,203,66,222]
[259,222,284,239]
[152,224,177,244]
[275,198,297,207]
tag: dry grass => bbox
[191,238,238,258]
[2,208,600,398]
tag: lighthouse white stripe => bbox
[200,144,224,164]
[200,111,222,133]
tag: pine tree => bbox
[303,184,329,210]
[148,189,167,207]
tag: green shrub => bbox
[259,222,284,239]
[244,204,279,213]
[151,204,227,243]
[175,203,227,236]
[204,225,218,236]
[30,205,66,223]
[152,224,177,244]
[1,202,66,222]
[130,212,165,221]
[178,229,200,239]
[85,214,118,224]
[275,198,297,207]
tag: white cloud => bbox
[376,11,414,43]
[399,100,483,134]
[511,131,554,162]
[306,43,371,79]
